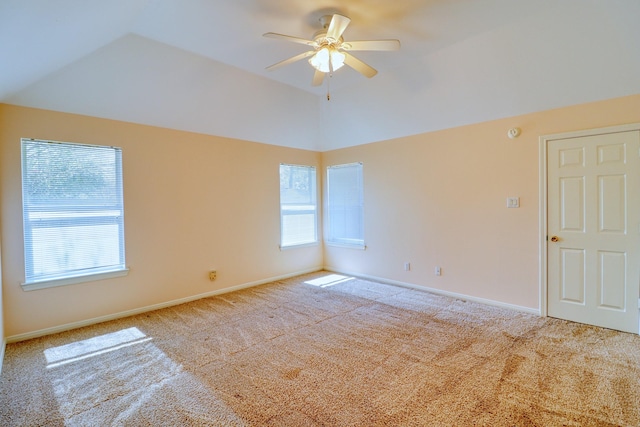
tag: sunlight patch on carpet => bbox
[304,274,354,288]
[44,327,246,425]
[44,327,151,368]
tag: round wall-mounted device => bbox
[507,128,521,139]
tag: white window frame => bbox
[21,138,128,290]
[326,162,365,249]
[279,163,318,249]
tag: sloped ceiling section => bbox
[1,1,639,151]
[0,0,148,100]
[7,34,321,151]
[319,1,640,150]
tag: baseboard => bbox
[6,266,323,343]
[324,267,541,316]
[0,339,6,376]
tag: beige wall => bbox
[322,94,640,311]
[0,232,4,352]
[0,104,3,354]
[0,104,322,338]
[1,95,639,339]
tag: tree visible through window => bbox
[21,139,126,287]
[279,164,317,247]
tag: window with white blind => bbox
[327,162,364,248]
[279,164,318,248]
[21,139,127,290]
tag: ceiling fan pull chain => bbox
[327,73,332,101]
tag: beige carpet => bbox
[2,271,640,426]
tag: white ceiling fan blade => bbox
[266,50,316,71]
[326,14,351,41]
[343,52,377,78]
[342,40,400,51]
[263,32,316,47]
[312,69,324,86]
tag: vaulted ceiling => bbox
[2,1,639,151]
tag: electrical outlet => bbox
[404,262,411,271]
[507,197,520,208]
[209,270,217,281]
[435,266,441,276]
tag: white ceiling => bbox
[1,0,639,151]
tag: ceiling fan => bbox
[263,14,400,87]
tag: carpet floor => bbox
[1,271,640,426]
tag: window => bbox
[279,164,318,248]
[21,139,127,290]
[327,162,364,248]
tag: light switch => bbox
[507,197,520,208]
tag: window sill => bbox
[326,241,366,250]
[21,268,130,291]
[279,242,319,251]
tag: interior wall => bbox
[1,95,638,338]
[0,140,4,356]
[0,229,4,357]
[0,104,322,338]
[322,94,640,311]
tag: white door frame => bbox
[538,122,640,319]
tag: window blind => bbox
[21,139,126,284]
[279,164,318,247]
[327,162,364,247]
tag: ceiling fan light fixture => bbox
[308,47,345,73]
[264,13,399,85]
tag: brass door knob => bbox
[550,236,559,242]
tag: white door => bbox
[547,129,640,333]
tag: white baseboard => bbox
[0,339,6,376]
[6,266,323,343]
[5,266,539,344]
[324,267,541,316]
